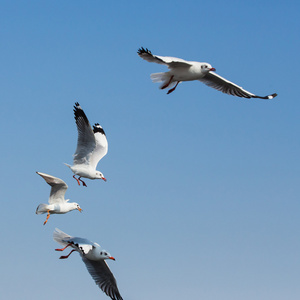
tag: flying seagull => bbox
[65,102,108,187]
[138,47,277,99]
[54,228,123,300]
[35,172,82,225]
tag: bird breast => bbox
[171,63,205,81]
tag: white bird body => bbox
[159,61,206,80]
[36,202,79,214]
[65,163,98,179]
[53,228,123,300]
[66,102,108,186]
[35,172,82,225]
[138,47,277,99]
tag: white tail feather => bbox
[36,203,50,215]
[150,72,176,89]
[150,72,167,83]
[53,228,72,246]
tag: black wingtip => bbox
[137,47,151,55]
[93,123,106,135]
[270,93,278,99]
[252,92,278,100]
[73,103,90,125]
[263,93,278,100]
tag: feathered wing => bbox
[73,103,96,165]
[82,257,123,300]
[138,47,193,69]
[36,172,68,204]
[89,123,108,170]
[199,72,277,99]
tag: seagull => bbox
[138,47,277,99]
[53,228,123,300]
[65,102,108,187]
[35,172,82,225]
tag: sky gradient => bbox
[1,1,300,299]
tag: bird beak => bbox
[78,207,83,212]
[102,177,107,182]
[109,256,115,261]
[210,67,216,71]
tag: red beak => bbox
[210,67,216,71]
[102,177,107,182]
[109,256,115,261]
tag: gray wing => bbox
[199,71,277,99]
[82,257,123,300]
[138,47,193,69]
[73,102,96,165]
[36,172,68,204]
[90,123,108,170]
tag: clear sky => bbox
[1,1,300,299]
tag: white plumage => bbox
[65,102,108,187]
[35,172,82,225]
[53,228,123,300]
[138,47,277,99]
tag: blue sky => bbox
[1,1,300,299]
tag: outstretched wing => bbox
[82,257,123,300]
[138,47,192,68]
[199,71,277,99]
[36,172,68,204]
[89,123,108,170]
[73,103,96,165]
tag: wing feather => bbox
[36,172,68,204]
[82,258,123,300]
[73,103,96,165]
[89,123,108,170]
[200,72,277,99]
[138,47,192,68]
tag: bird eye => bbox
[100,252,103,255]
[104,252,107,256]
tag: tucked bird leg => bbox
[43,210,51,225]
[55,243,72,252]
[161,75,174,89]
[78,177,87,187]
[73,175,81,186]
[59,249,76,259]
[167,81,180,94]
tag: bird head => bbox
[76,203,82,212]
[99,250,115,261]
[201,63,215,73]
[95,171,107,182]
[70,202,82,212]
